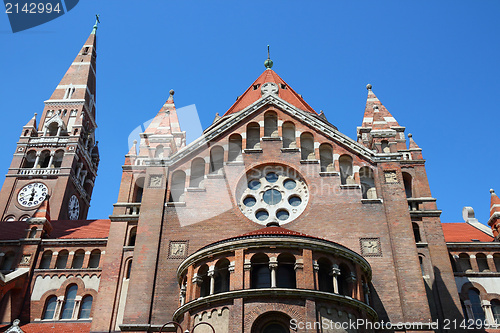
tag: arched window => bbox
[402,172,413,198]
[317,258,334,293]
[23,150,37,168]
[300,133,315,160]
[39,251,52,269]
[42,296,57,320]
[209,146,224,174]
[55,250,69,269]
[339,264,352,297]
[79,295,93,319]
[169,170,186,202]
[468,288,485,321]
[133,177,144,203]
[154,145,164,159]
[246,123,260,149]
[494,253,500,272]
[251,253,270,289]
[319,144,334,172]
[71,250,85,269]
[47,122,59,136]
[491,299,500,325]
[38,150,51,168]
[458,253,472,272]
[264,111,278,137]
[125,260,132,279]
[128,227,137,246]
[61,285,78,319]
[282,122,296,149]
[1,252,16,271]
[476,253,489,272]
[52,150,64,168]
[189,158,205,188]
[276,253,296,289]
[28,227,37,238]
[412,222,422,243]
[360,167,376,199]
[228,134,242,161]
[339,155,354,185]
[449,254,457,272]
[198,265,210,297]
[3,216,15,222]
[214,259,230,294]
[381,140,390,153]
[88,250,101,268]
[419,254,425,276]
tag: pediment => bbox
[167,94,376,167]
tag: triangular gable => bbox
[166,93,377,167]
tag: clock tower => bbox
[0,23,100,222]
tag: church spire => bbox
[357,84,406,153]
[137,89,186,159]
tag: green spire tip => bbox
[264,45,273,69]
[91,14,100,34]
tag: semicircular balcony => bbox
[174,225,377,330]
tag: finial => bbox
[169,89,175,96]
[408,133,412,138]
[34,112,37,117]
[264,45,273,69]
[91,14,100,34]
[491,189,495,194]
[133,140,137,145]
[366,84,372,90]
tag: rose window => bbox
[236,166,309,225]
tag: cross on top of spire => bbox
[91,14,100,34]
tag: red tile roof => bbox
[441,223,494,242]
[0,322,91,333]
[0,219,110,241]
[223,69,317,116]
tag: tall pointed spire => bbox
[489,189,500,240]
[137,89,185,159]
[357,84,406,152]
[39,17,98,132]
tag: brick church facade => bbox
[1,27,500,333]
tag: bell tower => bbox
[0,20,100,222]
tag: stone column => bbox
[33,151,41,169]
[179,285,186,306]
[482,300,495,326]
[208,267,215,295]
[47,151,55,169]
[192,274,202,299]
[348,272,357,298]
[56,125,62,137]
[313,260,319,290]
[73,296,82,319]
[269,258,278,288]
[470,254,479,272]
[54,296,64,319]
[331,265,340,294]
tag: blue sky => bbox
[0,1,498,225]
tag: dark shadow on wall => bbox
[432,267,487,333]
[369,284,390,323]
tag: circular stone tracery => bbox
[237,165,309,225]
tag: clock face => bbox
[17,183,48,208]
[68,195,80,220]
[361,239,381,255]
